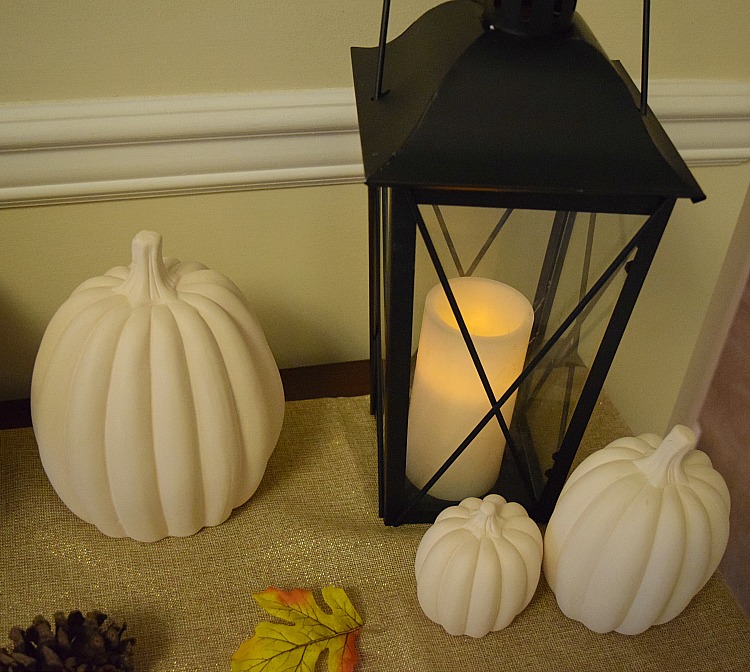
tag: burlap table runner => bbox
[2,395,748,671]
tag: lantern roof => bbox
[351,0,704,213]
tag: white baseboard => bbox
[1,80,748,208]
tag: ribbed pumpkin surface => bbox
[415,494,542,637]
[31,231,284,542]
[543,426,730,634]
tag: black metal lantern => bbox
[351,0,704,525]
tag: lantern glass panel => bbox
[403,202,648,507]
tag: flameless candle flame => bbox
[406,277,534,501]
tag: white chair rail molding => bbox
[0,80,748,208]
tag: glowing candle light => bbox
[406,277,534,501]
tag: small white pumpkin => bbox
[414,494,543,637]
[31,231,285,542]
[543,425,730,635]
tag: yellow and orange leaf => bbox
[231,586,363,672]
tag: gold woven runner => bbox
[1,395,748,671]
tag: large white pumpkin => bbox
[31,231,285,542]
[543,425,730,635]
[415,494,543,637]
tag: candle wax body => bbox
[406,277,534,501]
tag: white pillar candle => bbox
[406,277,534,501]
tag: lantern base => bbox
[391,446,537,525]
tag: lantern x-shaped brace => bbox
[373,188,676,525]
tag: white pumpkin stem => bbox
[635,425,696,487]
[116,231,178,306]
[466,499,504,537]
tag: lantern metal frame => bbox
[352,0,704,525]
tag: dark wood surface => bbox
[0,399,32,431]
[0,360,371,431]
[280,359,370,401]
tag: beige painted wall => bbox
[0,186,370,400]
[609,163,750,435]
[1,0,750,438]
[1,0,748,102]
[0,0,438,101]
[578,0,750,82]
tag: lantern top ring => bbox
[477,0,578,37]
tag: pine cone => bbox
[0,611,135,671]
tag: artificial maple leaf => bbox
[231,586,364,672]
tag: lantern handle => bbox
[640,0,651,115]
[374,0,392,100]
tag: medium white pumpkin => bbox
[543,425,730,635]
[414,494,543,637]
[31,231,285,543]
